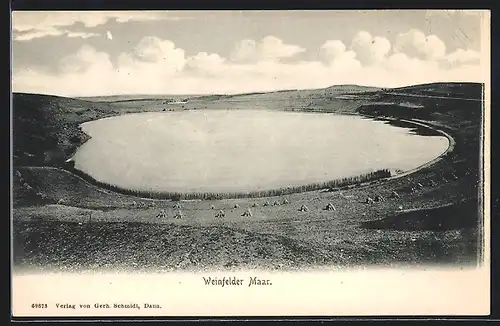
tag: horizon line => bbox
[11,81,485,99]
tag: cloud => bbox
[443,49,481,67]
[12,11,191,32]
[121,36,186,75]
[230,36,305,62]
[13,27,100,41]
[12,11,190,41]
[58,44,113,74]
[320,40,346,59]
[12,32,485,97]
[319,40,361,71]
[350,31,391,65]
[383,53,440,78]
[65,31,100,39]
[13,27,65,41]
[185,52,226,76]
[394,29,446,60]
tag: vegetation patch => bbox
[65,165,392,200]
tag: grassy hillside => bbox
[386,82,484,100]
[12,93,120,166]
[13,167,142,208]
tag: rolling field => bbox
[11,83,484,271]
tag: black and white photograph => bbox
[11,10,490,317]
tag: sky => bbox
[11,10,489,96]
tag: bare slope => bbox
[13,219,477,272]
[386,82,484,100]
[13,93,120,166]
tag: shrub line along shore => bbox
[24,110,456,202]
[65,166,393,201]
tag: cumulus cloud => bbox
[185,52,226,76]
[131,36,185,66]
[230,36,305,62]
[320,40,346,59]
[350,31,391,65]
[58,45,113,74]
[115,37,186,80]
[319,40,361,71]
[443,49,481,67]
[383,53,440,80]
[11,32,485,97]
[394,29,446,60]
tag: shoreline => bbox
[15,109,456,203]
[365,115,456,181]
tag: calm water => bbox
[71,111,449,193]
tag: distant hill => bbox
[61,83,485,103]
[77,85,381,103]
[79,94,198,102]
[188,85,380,104]
[323,84,381,93]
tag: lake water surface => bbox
[71,111,449,193]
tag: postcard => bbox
[11,10,490,318]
